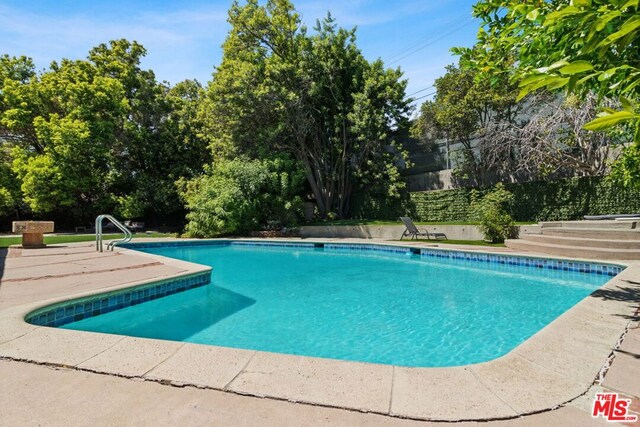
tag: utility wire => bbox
[383,11,472,63]
[410,91,436,102]
[386,18,476,66]
[405,86,434,97]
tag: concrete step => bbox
[505,239,640,260]
[541,228,640,240]
[540,220,639,230]
[521,233,640,249]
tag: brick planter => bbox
[12,221,55,248]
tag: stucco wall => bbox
[298,224,540,240]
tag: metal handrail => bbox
[95,214,132,252]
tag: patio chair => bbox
[399,217,447,240]
[123,220,145,232]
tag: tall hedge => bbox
[350,176,640,222]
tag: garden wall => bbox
[298,224,541,240]
[351,176,640,222]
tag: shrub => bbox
[470,183,515,243]
[178,155,305,237]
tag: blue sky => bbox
[0,0,479,110]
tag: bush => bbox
[470,183,515,243]
[179,156,305,237]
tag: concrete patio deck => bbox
[0,239,638,426]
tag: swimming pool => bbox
[29,241,622,367]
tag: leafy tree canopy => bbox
[459,0,640,185]
[201,0,411,218]
[0,40,209,222]
[411,62,520,184]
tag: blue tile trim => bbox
[118,240,315,250]
[419,248,623,276]
[26,270,211,328]
[118,240,231,249]
[324,243,410,254]
[230,241,315,249]
[120,240,625,277]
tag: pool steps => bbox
[506,220,640,260]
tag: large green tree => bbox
[0,55,33,216]
[462,0,640,185]
[201,0,410,218]
[0,40,208,223]
[411,62,521,184]
[3,51,127,216]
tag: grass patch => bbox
[0,232,173,248]
[398,239,506,247]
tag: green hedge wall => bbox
[410,187,478,222]
[349,191,415,220]
[350,176,640,222]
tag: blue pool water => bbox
[62,244,612,367]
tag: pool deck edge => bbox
[0,238,638,422]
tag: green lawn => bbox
[398,238,506,247]
[0,232,173,248]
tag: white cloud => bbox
[0,3,230,83]
[0,0,477,88]
[297,0,444,27]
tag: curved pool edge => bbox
[0,238,637,422]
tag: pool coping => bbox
[0,238,638,422]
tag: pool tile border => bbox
[27,240,623,330]
[25,271,211,328]
[119,240,316,249]
[419,248,623,276]
[324,243,409,254]
[121,239,625,277]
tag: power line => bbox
[405,86,434,97]
[386,18,476,66]
[383,11,472,63]
[410,91,436,102]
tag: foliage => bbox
[411,61,620,183]
[353,176,640,223]
[410,63,521,184]
[462,0,640,184]
[0,40,208,224]
[410,189,476,222]
[179,156,305,237]
[611,143,640,186]
[0,146,20,217]
[349,190,415,220]
[480,92,621,180]
[201,0,411,218]
[112,78,210,220]
[11,115,98,213]
[469,183,515,242]
[412,64,516,146]
[0,186,13,216]
[113,194,146,219]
